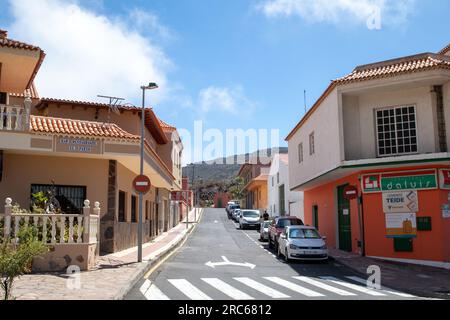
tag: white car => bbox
[239,210,261,229]
[277,226,328,262]
[259,220,271,241]
[232,208,242,221]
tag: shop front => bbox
[303,164,450,268]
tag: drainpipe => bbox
[357,175,366,257]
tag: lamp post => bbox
[138,82,158,263]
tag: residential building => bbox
[286,44,450,268]
[237,157,271,213]
[0,29,184,265]
[267,153,304,219]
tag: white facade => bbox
[267,154,304,220]
[288,68,450,191]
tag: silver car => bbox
[278,226,328,262]
[239,210,261,229]
[232,208,241,222]
[259,220,271,241]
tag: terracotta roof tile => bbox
[335,53,450,84]
[158,118,177,132]
[0,30,42,52]
[30,115,140,141]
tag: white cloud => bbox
[6,0,172,104]
[198,86,257,115]
[257,0,415,27]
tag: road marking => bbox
[202,278,254,300]
[345,276,416,298]
[205,256,256,269]
[168,279,212,300]
[234,277,290,299]
[320,276,386,296]
[140,280,170,300]
[293,276,356,296]
[264,277,324,297]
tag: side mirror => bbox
[322,236,327,241]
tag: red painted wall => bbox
[304,165,450,263]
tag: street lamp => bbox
[138,82,158,263]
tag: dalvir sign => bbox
[362,170,437,193]
[385,213,417,239]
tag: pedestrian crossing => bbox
[139,275,418,300]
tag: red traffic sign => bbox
[343,185,359,200]
[133,175,152,194]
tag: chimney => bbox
[0,29,7,39]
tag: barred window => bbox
[31,184,86,214]
[309,132,315,156]
[298,143,303,163]
[376,106,418,157]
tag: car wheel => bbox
[285,249,291,263]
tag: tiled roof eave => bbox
[335,63,450,86]
[30,131,140,143]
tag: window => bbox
[309,132,315,155]
[0,92,6,104]
[277,173,280,184]
[298,143,303,163]
[131,195,137,223]
[118,191,126,222]
[31,184,86,214]
[376,106,418,157]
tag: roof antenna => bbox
[304,90,307,115]
[97,95,125,123]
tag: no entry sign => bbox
[343,185,359,200]
[133,175,151,194]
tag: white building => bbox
[267,153,304,219]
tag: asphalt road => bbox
[125,208,421,301]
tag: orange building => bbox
[287,44,450,268]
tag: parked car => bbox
[227,203,240,219]
[232,208,242,221]
[238,210,261,229]
[277,226,328,262]
[268,216,304,250]
[259,220,272,242]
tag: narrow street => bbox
[125,208,421,301]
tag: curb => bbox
[114,208,204,300]
[329,253,448,300]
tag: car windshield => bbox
[289,229,321,239]
[277,219,303,228]
[231,205,240,210]
[263,221,271,228]
[243,211,260,218]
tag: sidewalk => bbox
[329,248,450,300]
[12,208,203,300]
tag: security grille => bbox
[376,106,418,157]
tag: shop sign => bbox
[439,169,450,190]
[382,191,418,213]
[55,136,101,154]
[362,170,437,193]
[385,213,417,238]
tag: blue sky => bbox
[1,0,449,162]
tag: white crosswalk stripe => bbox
[264,277,325,297]
[293,276,357,296]
[345,276,416,298]
[320,276,387,296]
[234,277,291,299]
[202,278,254,300]
[140,280,170,300]
[168,279,212,300]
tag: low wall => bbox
[32,243,97,272]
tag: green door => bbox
[337,185,352,252]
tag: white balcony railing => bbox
[0,105,26,131]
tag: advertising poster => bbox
[382,191,418,213]
[385,213,417,238]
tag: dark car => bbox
[268,216,304,250]
[227,204,240,219]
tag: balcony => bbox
[0,104,29,131]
